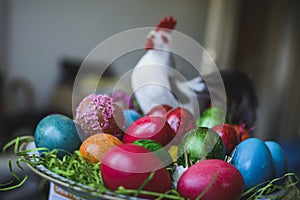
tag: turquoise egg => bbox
[123,109,141,128]
[231,138,274,190]
[34,114,82,158]
[265,141,288,178]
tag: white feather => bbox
[131,28,206,117]
[131,50,179,114]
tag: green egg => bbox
[197,107,227,128]
[177,127,226,167]
[133,139,173,167]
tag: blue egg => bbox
[34,114,82,158]
[123,109,141,128]
[265,141,288,178]
[231,138,274,190]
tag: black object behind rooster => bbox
[198,69,258,128]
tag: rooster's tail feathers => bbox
[188,76,205,92]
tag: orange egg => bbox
[79,133,123,163]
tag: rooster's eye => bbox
[149,34,155,39]
[161,35,168,43]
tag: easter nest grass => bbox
[1,136,300,200]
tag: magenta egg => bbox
[177,159,244,200]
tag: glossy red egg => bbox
[147,104,173,117]
[166,107,196,144]
[123,116,173,146]
[212,124,240,155]
[101,143,172,197]
[177,159,244,200]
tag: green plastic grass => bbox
[1,136,300,200]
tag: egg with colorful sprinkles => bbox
[74,93,125,140]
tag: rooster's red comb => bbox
[155,16,176,32]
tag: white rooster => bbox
[131,16,205,117]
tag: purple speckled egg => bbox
[74,94,125,141]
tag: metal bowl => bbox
[21,142,146,200]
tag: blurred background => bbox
[0,0,299,199]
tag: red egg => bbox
[147,104,173,117]
[101,143,172,198]
[166,107,196,144]
[123,116,173,146]
[212,124,240,155]
[177,159,244,200]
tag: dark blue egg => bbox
[34,114,82,158]
[265,141,288,178]
[231,138,274,190]
[123,109,141,129]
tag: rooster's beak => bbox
[145,39,154,50]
